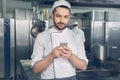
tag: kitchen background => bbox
[0,0,120,80]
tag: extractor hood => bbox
[32,0,120,8]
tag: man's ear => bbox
[51,14,53,19]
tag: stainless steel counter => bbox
[19,60,41,80]
[19,60,120,80]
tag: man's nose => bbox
[60,17,64,23]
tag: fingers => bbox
[60,46,72,59]
[51,46,64,58]
[52,46,72,59]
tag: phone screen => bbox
[60,43,68,46]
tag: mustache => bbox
[58,22,65,25]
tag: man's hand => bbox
[51,45,72,59]
[60,46,73,59]
[50,46,64,58]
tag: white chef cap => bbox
[73,21,78,25]
[52,0,71,13]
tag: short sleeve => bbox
[31,34,44,67]
[76,34,88,64]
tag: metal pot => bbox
[31,20,46,38]
[92,44,109,62]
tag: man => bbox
[72,21,85,42]
[31,0,88,80]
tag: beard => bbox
[54,22,67,30]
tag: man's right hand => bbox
[50,46,65,58]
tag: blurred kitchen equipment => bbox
[31,8,47,38]
[31,20,46,38]
[92,44,109,63]
[103,61,119,76]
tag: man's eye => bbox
[64,15,70,19]
[56,15,61,17]
[64,16,69,19]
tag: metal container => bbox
[92,44,109,62]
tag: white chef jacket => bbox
[31,27,88,79]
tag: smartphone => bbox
[60,43,68,46]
